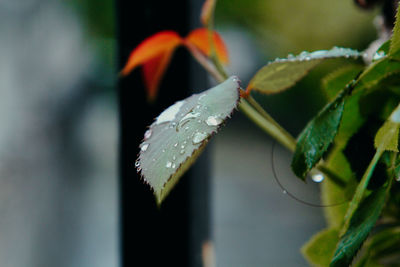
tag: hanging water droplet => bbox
[144,129,152,139]
[311,173,325,183]
[396,175,400,182]
[135,160,140,168]
[140,143,149,152]
[206,116,223,126]
[166,161,172,168]
[192,132,208,144]
[282,190,287,194]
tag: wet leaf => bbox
[136,77,240,204]
[185,28,229,64]
[247,47,362,94]
[302,228,339,267]
[330,185,389,267]
[291,88,348,180]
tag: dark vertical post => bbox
[115,0,210,266]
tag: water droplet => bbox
[140,143,149,152]
[193,132,208,144]
[172,163,176,169]
[181,144,185,149]
[144,129,152,139]
[152,158,156,162]
[180,149,185,155]
[282,190,287,194]
[396,175,400,182]
[135,160,140,168]
[155,100,185,125]
[162,149,166,153]
[172,155,176,161]
[176,111,201,131]
[183,141,187,145]
[173,143,178,147]
[206,116,223,126]
[166,161,172,168]
[311,173,325,183]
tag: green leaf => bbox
[354,58,400,92]
[322,150,353,228]
[291,88,348,180]
[335,90,365,148]
[137,76,240,204]
[247,47,362,94]
[302,228,339,267]
[322,64,363,100]
[330,184,390,267]
[358,227,400,265]
[389,4,400,60]
[374,103,400,152]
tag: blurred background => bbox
[0,0,377,266]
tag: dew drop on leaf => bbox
[155,100,185,125]
[140,143,149,152]
[206,115,223,126]
[144,129,152,139]
[192,132,208,144]
[311,173,325,183]
[166,161,172,168]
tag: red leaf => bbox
[142,48,175,102]
[121,31,182,76]
[185,28,229,64]
[200,0,216,26]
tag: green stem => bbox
[239,99,296,151]
[246,95,295,142]
[340,148,384,236]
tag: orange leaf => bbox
[142,49,175,102]
[121,31,182,76]
[200,0,216,26]
[185,28,229,64]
